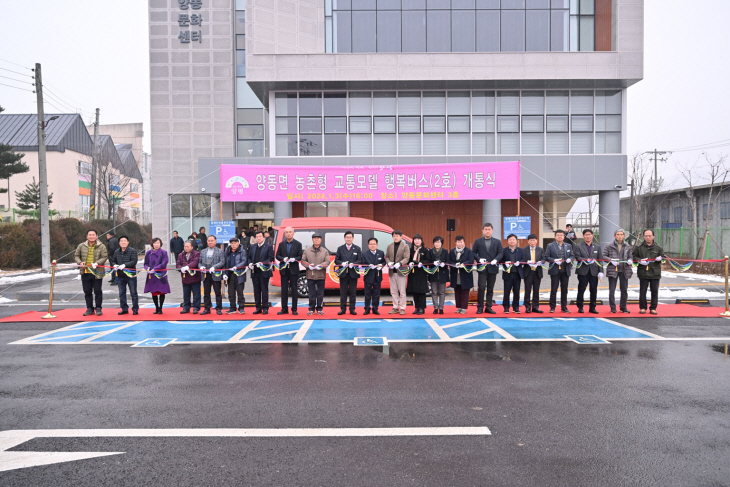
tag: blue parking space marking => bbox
[565,335,611,344]
[354,337,388,346]
[132,338,177,347]
[12,317,658,345]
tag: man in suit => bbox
[574,229,603,314]
[275,226,303,316]
[472,223,504,315]
[362,237,385,316]
[544,229,574,313]
[248,231,275,315]
[334,231,362,315]
[501,234,525,314]
[199,235,226,315]
[385,230,411,315]
[522,233,544,314]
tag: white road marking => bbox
[480,318,518,340]
[0,434,122,473]
[425,319,450,340]
[598,317,664,339]
[227,320,262,342]
[293,320,314,342]
[79,322,140,343]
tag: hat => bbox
[312,232,322,238]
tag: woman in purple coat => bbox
[144,238,172,314]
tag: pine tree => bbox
[0,106,30,205]
[15,177,53,211]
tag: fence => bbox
[645,227,730,261]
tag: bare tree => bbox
[628,152,664,237]
[679,153,730,259]
[94,161,136,224]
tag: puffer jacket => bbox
[111,247,139,279]
[74,241,108,279]
[224,245,248,284]
[302,245,330,280]
[632,241,664,279]
[603,240,633,279]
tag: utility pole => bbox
[89,108,100,220]
[643,149,670,192]
[33,63,51,271]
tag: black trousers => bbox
[227,273,245,309]
[577,273,599,309]
[252,272,270,310]
[280,272,298,311]
[454,285,470,309]
[203,274,222,310]
[523,272,541,310]
[639,278,660,310]
[477,272,497,309]
[609,274,629,309]
[413,292,427,310]
[549,272,570,309]
[502,274,521,310]
[363,281,381,311]
[81,273,103,310]
[307,279,325,311]
[339,274,358,311]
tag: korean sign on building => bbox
[176,0,203,44]
[220,162,520,202]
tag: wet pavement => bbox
[1,302,729,485]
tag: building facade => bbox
[148,0,643,244]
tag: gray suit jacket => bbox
[574,241,603,277]
[198,246,226,281]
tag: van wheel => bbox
[297,275,309,298]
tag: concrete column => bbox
[274,201,292,226]
[483,199,502,240]
[599,190,621,245]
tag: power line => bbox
[44,99,67,114]
[0,74,33,85]
[0,58,31,70]
[0,66,32,77]
[669,138,730,152]
[0,81,33,92]
[42,83,93,114]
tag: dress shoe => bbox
[484,308,496,315]
[133,310,138,315]
[216,309,222,315]
[525,309,532,314]
[373,310,380,315]
[337,310,346,316]
[83,309,94,316]
[95,309,103,316]
[533,308,543,314]
[349,310,357,315]
[561,307,571,313]
[180,309,190,314]
[475,307,483,314]
[550,307,555,313]
[292,310,298,316]
[620,308,630,314]
[610,307,617,313]
[252,310,263,315]
[192,308,200,314]
[577,308,584,314]
[226,309,237,314]
[200,309,211,315]
[512,308,521,314]
[263,309,268,315]
[118,310,129,315]
[589,308,599,314]
[503,308,510,313]
[363,310,370,316]
[277,310,289,315]
[438,309,444,315]
[433,308,439,315]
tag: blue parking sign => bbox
[209,220,236,241]
[503,216,531,239]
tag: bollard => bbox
[42,260,58,319]
[721,256,730,317]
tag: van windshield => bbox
[324,230,363,253]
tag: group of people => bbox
[169,226,275,257]
[73,222,666,317]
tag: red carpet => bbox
[1,304,724,323]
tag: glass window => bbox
[398,92,421,115]
[527,0,549,7]
[452,10,476,52]
[498,133,519,153]
[374,231,394,249]
[526,9,550,51]
[477,0,500,6]
[687,207,694,221]
[325,134,347,155]
[447,91,471,115]
[300,117,322,134]
[350,134,372,154]
[352,11,377,52]
[472,133,496,154]
[476,10,500,51]
[595,115,621,132]
[579,16,594,51]
[276,136,298,156]
[427,10,451,52]
[171,195,191,238]
[501,9,525,51]
[349,117,372,133]
[423,116,446,133]
[349,92,372,115]
[570,91,593,114]
[546,132,568,153]
[521,91,544,114]
[423,134,446,154]
[453,0,476,7]
[546,115,568,132]
[428,0,450,9]
[472,91,495,115]
[399,116,421,133]
[721,203,730,220]
[571,115,593,132]
[237,124,263,139]
[448,116,470,133]
[299,135,323,156]
[328,202,349,217]
[497,91,519,115]
[571,133,593,153]
[324,92,347,115]
[448,134,471,154]
[237,140,265,157]
[472,116,495,133]
[423,92,446,115]
[497,115,519,132]
[299,93,322,116]
[192,195,212,240]
[522,133,544,154]
[334,11,352,52]
[377,11,401,52]
[550,9,569,51]
[374,116,396,133]
[236,35,246,49]
[403,0,426,8]
[294,230,316,248]
[373,92,397,115]
[374,134,397,154]
[521,116,544,132]
[399,134,422,154]
[595,133,620,154]
[546,90,568,114]
[306,203,327,217]
[353,0,376,8]
[402,10,427,52]
[595,90,622,114]
[236,50,246,76]
[275,117,297,135]
[502,0,526,7]
[275,93,297,116]
[325,231,363,252]
[325,117,347,133]
[378,0,401,8]
[237,79,263,109]
[235,11,246,35]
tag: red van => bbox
[270,217,411,297]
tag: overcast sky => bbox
[0,0,728,218]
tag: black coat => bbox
[224,245,248,284]
[276,239,303,277]
[111,247,138,279]
[521,245,544,279]
[248,242,275,279]
[334,244,362,280]
[407,246,431,294]
[428,247,450,284]
[472,237,504,274]
[169,236,185,256]
[361,249,386,285]
[447,247,475,289]
[107,237,119,260]
[500,246,525,280]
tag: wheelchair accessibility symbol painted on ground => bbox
[565,335,611,344]
[354,337,388,346]
[132,338,177,347]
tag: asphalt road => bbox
[1,307,729,486]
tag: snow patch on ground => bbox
[0,269,78,285]
[661,271,725,283]
[0,296,15,303]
